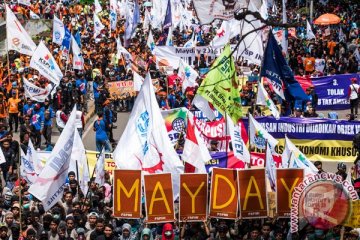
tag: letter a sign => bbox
[113,170,142,219]
[209,168,238,219]
[144,173,175,223]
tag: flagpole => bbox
[264,139,268,168]
[17,144,23,235]
[5,5,11,83]
[247,116,251,169]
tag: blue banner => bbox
[313,74,360,110]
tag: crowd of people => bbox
[0,0,358,239]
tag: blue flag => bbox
[163,0,172,29]
[125,0,140,41]
[74,31,81,49]
[61,26,71,58]
[261,32,308,101]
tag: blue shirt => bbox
[103,107,113,125]
[23,103,34,116]
[41,106,55,126]
[31,109,44,131]
[94,119,108,141]
[76,78,87,95]
[93,82,100,99]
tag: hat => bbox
[88,212,99,218]
[11,203,20,209]
[295,107,302,112]
[0,223,8,229]
[351,77,357,82]
[76,228,86,235]
[12,82,17,87]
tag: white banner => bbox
[24,79,51,102]
[71,35,84,70]
[28,107,77,211]
[6,5,36,56]
[30,41,63,85]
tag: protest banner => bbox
[179,174,208,221]
[144,173,175,223]
[161,108,188,146]
[108,81,135,99]
[344,200,360,228]
[276,169,304,218]
[243,116,360,162]
[238,169,267,218]
[209,168,238,219]
[113,170,142,219]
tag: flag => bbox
[110,0,118,30]
[338,27,345,42]
[163,0,172,29]
[196,44,242,125]
[71,35,84,70]
[147,31,156,52]
[94,13,105,38]
[95,149,105,186]
[6,5,36,56]
[249,114,278,150]
[281,0,288,56]
[24,78,51,102]
[182,112,210,173]
[70,129,90,193]
[227,116,250,164]
[28,107,77,211]
[116,37,132,60]
[61,26,71,59]
[30,41,63,85]
[113,73,184,197]
[133,71,144,91]
[29,10,40,19]
[94,0,102,14]
[166,27,173,46]
[256,82,280,119]
[192,95,216,121]
[52,16,65,45]
[153,46,181,68]
[28,139,42,174]
[179,59,198,93]
[306,20,316,39]
[18,0,31,6]
[20,149,37,184]
[260,0,268,20]
[74,31,81,49]
[261,32,308,101]
[183,31,197,48]
[0,145,6,165]
[125,0,140,41]
[354,48,360,64]
[209,20,231,48]
[265,141,276,191]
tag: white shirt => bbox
[55,110,66,128]
[350,83,359,100]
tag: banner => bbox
[162,108,188,146]
[144,173,174,223]
[243,116,360,162]
[24,79,51,102]
[113,170,142,219]
[238,169,267,218]
[344,200,360,228]
[209,168,238,219]
[108,81,135,99]
[179,174,208,221]
[276,169,303,218]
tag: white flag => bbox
[166,27,173,46]
[183,31,197,48]
[133,71,144,91]
[179,59,198,93]
[71,35,84,70]
[28,139,42,175]
[28,107,77,211]
[306,20,316,40]
[146,31,156,53]
[95,149,105,186]
[182,113,210,173]
[29,10,40,19]
[94,13,105,38]
[95,0,102,14]
[24,78,51,102]
[0,145,6,165]
[192,95,216,121]
[153,46,181,68]
[20,149,37,184]
[256,82,280,119]
[210,20,231,49]
[116,37,132,60]
[30,41,63,85]
[338,27,345,42]
[113,73,184,197]
[70,129,90,194]
[52,16,65,45]
[18,0,31,6]
[227,117,250,164]
[6,5,36,56]
[249,114,278,150]
[110,0,118,30]
[265,142,276,191]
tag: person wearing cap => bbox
[209,140,220,152]
[348,77,359,116]
[7,92,20,133]
[0,222,8,240]
[30,103,44,149]
[85,212,99,236]
[336,162,348,181]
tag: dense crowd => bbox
[0,0,358,239]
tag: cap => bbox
[337,162,346,170]
[0,223,8,229]
[88,212,99,218]
[11,203,20,209]
[76,228,86,235]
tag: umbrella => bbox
[314,13,341,25]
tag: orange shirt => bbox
[304,57,315,72]
[8,98,21,113]
[327,41,336,55]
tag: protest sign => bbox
[209,168,238,219]
[144,173,174,223]
[108,81,135,99]
[238,169,267,218]
[179,174,208,221]
[276,169,304,218]
[113,170,142,219]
